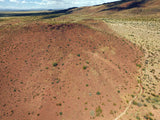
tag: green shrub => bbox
[95,106,102,117]
[45,67,48,69]
[96,91,101,95]
[77,54,80,57]
[136,116,140,120]
[136,64,141,68]
[132,100,143,107]
[86,61,89,64]
[83,66,87,70]
[53,62,58,67]
[59,112,63,115]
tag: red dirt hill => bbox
[0,22,143,120]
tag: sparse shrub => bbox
[51,82,54,84]
[110,110,114,114]
[13,89,16,92]
[83,66,87,70]
[152,105,157,109]
[59,112,63,115]
[131,95,135,98]
[133,100,137,105]
[113,103,116,106]
[132,100,143,107]
[48,44,51,48]
[136,64,141,68]
[90,110,95,117]
[55,78,60,83]
[77,54,80,57]
[126,100,129,103]
[56,103,62,106]
[53,62,58,67]
[149,112,154,116]
[85,102,88,104]
[137,79,141,83]
[143,103,147,107]
[86,61,89,64]
[137,102,143,107]
[144,114,153,120]
[95,106,102,117]
[146,97,151,103]
[96,91,101,95]
[142,68,145,71]
[151,96,160,103]
[136,116,140,120]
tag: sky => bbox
[0,0,118,10]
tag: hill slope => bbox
[71,0,160,18]
[0,21,143,120]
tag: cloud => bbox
[0,0,118,9]
[11,0,116,7]
[20,0,57,5]
[10,0,19,3]
[21,0,27,4]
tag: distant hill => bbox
[0,7,77,17]
[0,9,59,12]
[70,0,160,18]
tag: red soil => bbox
[0,22,143,120]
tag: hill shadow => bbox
[42,7,77,19]
[101,0,148,11]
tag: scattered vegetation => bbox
[144,113,154,120]
[136,116,140,120]
[56,103,62,106]
[136,64,142,68]
[132,100,143,107]
[95,106,102,117]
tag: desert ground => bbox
[0,0,160,120]
[106,18,160,120]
